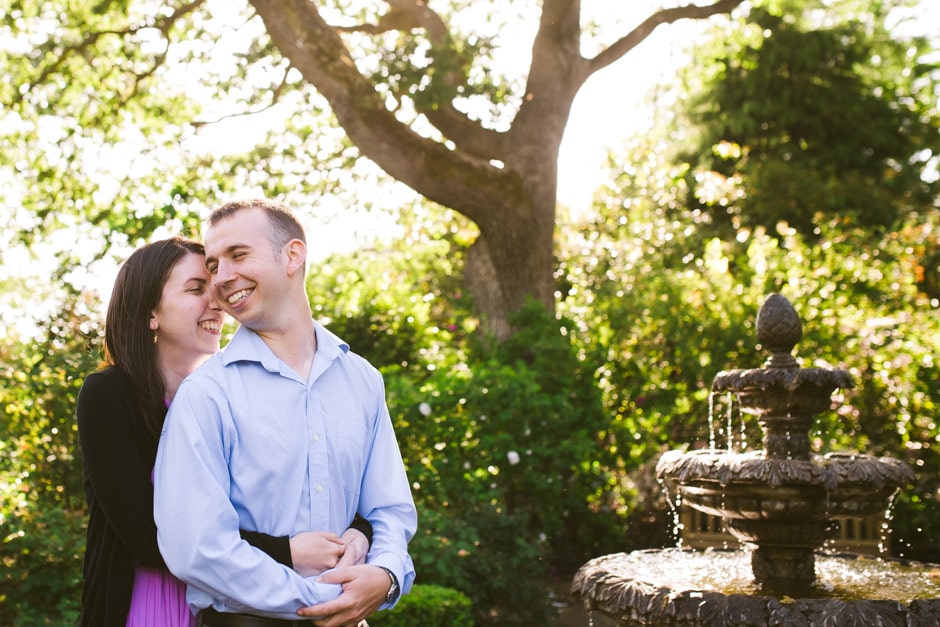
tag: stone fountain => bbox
[572,294,940,625]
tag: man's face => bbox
[204,208,283,329]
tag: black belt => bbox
[197,607,313,627]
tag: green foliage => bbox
[2,0,208,244]
[1,1,312,301]
[892,491,940,561]
[552,0,940,558]
[383,300,621,624]
[305,208,621,622]
[0,292,100,509]
[672,0,940,236]
[0,292,100,623]
[560,122,940,559]
[369,584,474,627]
[0,504,85,626]
[306,203,477,374]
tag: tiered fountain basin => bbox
[658,450,916,536]
[571,293,938,625]
[573,549,940,625]
[657,448,916,589]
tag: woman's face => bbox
[149,252,225,365]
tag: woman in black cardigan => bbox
[77,237,371,626]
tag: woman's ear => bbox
[149,314,159,331]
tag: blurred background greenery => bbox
[2,0,938,624]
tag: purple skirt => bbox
[125,565,196,627]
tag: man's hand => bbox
[296,564,389,626]
[289,532,346,577]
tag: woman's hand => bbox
[289,531,346,577]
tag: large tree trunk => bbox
[249,0,745,339]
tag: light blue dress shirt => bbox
[154,320,417,619]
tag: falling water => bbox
[707,391,717,449]
[725,391,736,451]
[735,392,747,452]
[708,390,744,452]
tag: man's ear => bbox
[284,238,307,277]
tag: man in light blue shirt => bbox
[154,198,417,626]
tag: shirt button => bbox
[313,433,320,442]
[317,483,324,493]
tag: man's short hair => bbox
[208,198,306,251]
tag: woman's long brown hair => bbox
[103,237,205,438]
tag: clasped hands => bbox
[289,528,369,577]
[289,528,390,626]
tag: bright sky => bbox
[557,22,695,209]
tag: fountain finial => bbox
[756,293,801,368]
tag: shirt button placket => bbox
[308,384,329,527]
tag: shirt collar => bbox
[220,319,350,371]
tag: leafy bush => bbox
[386,300,623,624]
[0,502,85,625]
[307,203,477,376]
[369,584,473,627]
[0,294,99,623]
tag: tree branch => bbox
[330,0,507,160]
[587,0,746,75]
[249,0,518,223]
[509,0,586,143]
[191,65,292,128]
[336,0,447,41]
[19,0,207,102]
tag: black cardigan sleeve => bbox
[240,514,373,568]
[347,513,374,546]
[78,368,340,570]
[78,369,167,567]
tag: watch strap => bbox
[378,566,400,603]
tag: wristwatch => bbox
[378,566,400,604]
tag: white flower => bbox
[418,402,432,416]
[507,450,520,465]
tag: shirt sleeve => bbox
[76,372,165,568]
[239,530,292,567]
[358,375,418,607]
[153,378,342,619]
